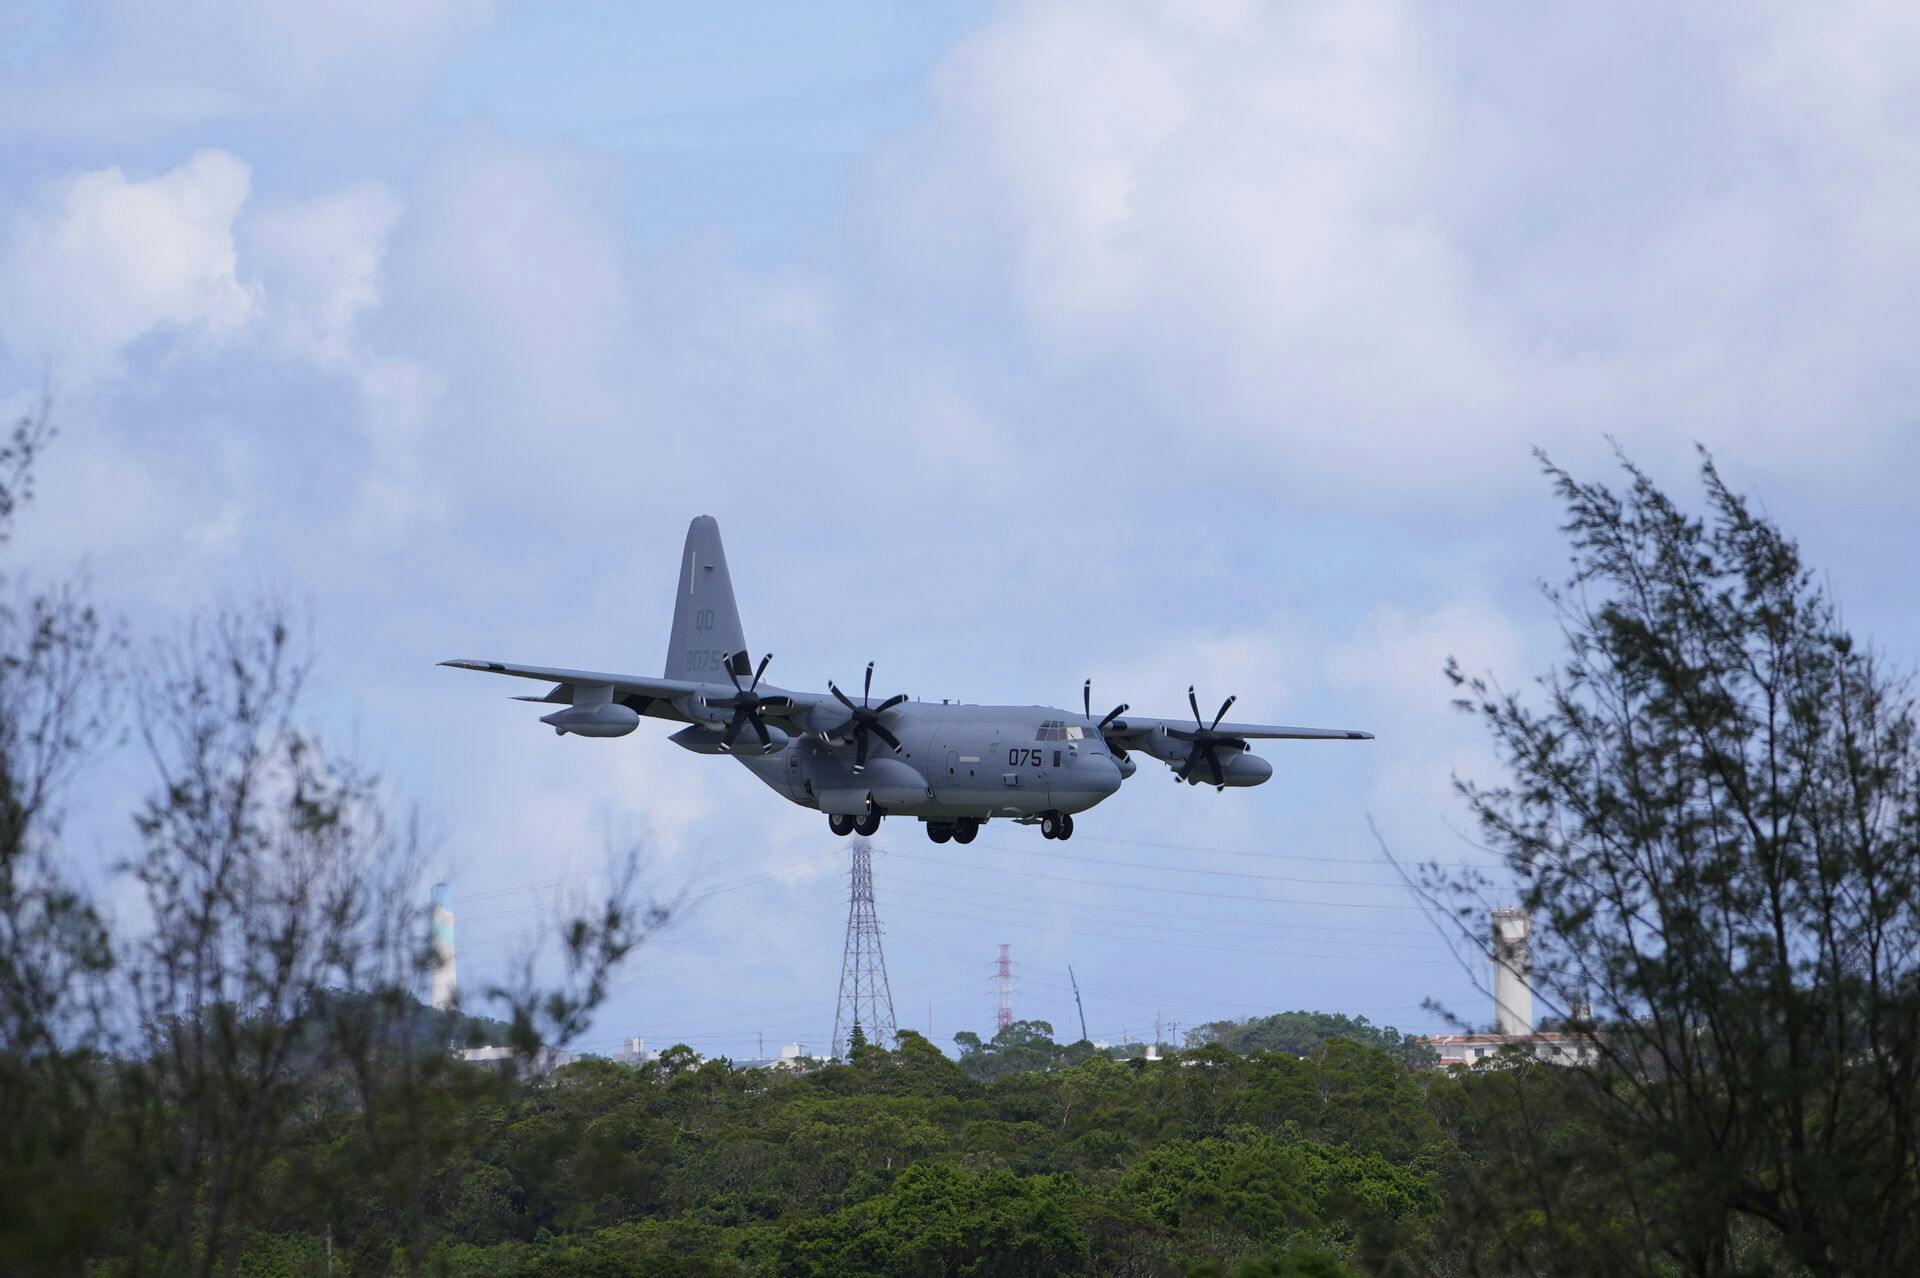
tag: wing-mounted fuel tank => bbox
[537,682,640,737]
[540,703,640,737]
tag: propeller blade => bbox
[752,652,772,693]
[1188,685,1203,729]
[829,682,857,712]
[1178,742,1202,781]
[750,711,771,747]
[863,661,874,706]
[871,722,904,752]
[1205,745,1224,787]
[830,716,860,742]
[875,693,908,712]
[854,732,869,769]
[727,661,746,694]
[1211,695,1236,731]
[1097,703,1128,732]
[1083,679,1092,719]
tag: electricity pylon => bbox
[831,837,897,1061]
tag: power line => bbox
[877,881,1450,953]
[966,839,1420,889]
[885,850,1429,910]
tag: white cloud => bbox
[1325,598,1532,852]
[0,150,255,378]
[873,0,1920,502]
[242,183,403,369]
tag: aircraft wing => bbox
[438,659,716,704]
[438,658,826,726]
[1108,716,1373,743]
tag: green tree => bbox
[954,1020,1069,1082]
[778,1161,1088,1277]
[1443,449,1920,1274]
[1189,1011,1437,1067]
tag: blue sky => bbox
[5,0,1919,1057]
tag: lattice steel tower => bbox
[996,943,1014,1031]
[831,837,898,1061]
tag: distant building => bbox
[1421,909,1599,1069]
[1492,907,1532,1035]
[735,1043,822,1072]
[429,884,457,1012]
[1426,1032,1597,1068]
[458,1045,574,1073]
[614,1037,662,1066]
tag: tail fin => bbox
[664,516,749,682]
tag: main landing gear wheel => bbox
[952,818,979,844]
[1040,813,1075,840]
[855,811,882,837]
[829,813,856,837]
[927,823,952,844]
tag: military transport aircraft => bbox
[442,518,1371,843]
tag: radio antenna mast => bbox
[1069,964,1089,1043]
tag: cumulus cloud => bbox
[873,0,1920,502]
[242,182,403,369]
[0,150,255,377]
[1324,598,1533,844]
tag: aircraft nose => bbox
[1083,752,1123,797]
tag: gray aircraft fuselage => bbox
[674,698,1132,821]
[443,515,1368,843]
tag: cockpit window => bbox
[1036,720,1089,741]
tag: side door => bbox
[935,724,986,811]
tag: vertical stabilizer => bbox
[664,516,748,681]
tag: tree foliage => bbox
[1441,447,1920,1275]
[1188,1012,1438,1067]
[0,409,663,1275]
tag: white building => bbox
[614,1037,662,1065]
[1492,907,1533,1036]
[1422,909,1600,1069]
[458,1045,575,1073]
[734,1043,822,1072]
[1427,1032,1598,1068]
[429,884,458,1012]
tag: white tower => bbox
[1492,908,1533,1036]
[430,883,458,1011]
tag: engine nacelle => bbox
[1217,751,1272,787]
[540,703,640,737]
[669,723,789,754]
[1156,743,1272,786]
[1137,725,1185,763]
